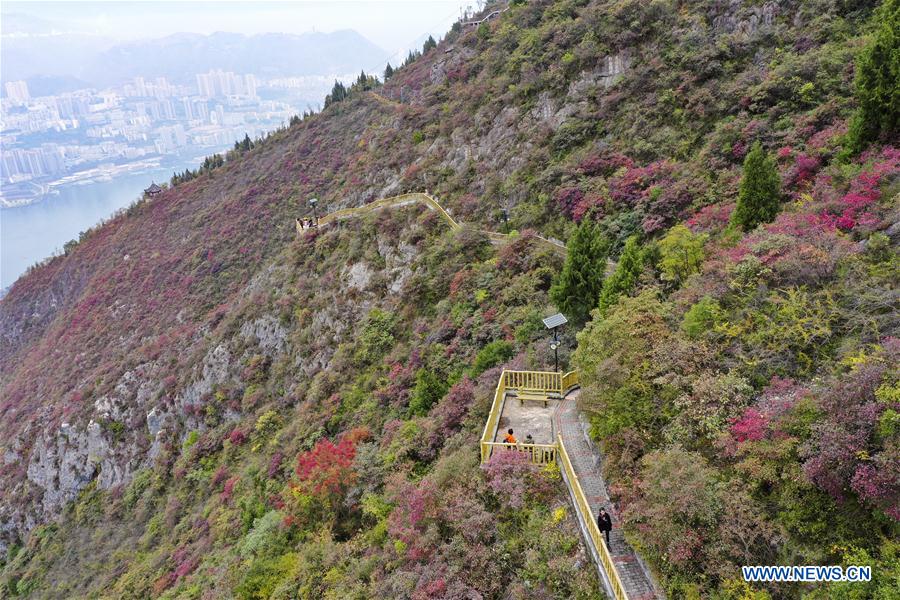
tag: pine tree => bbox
[550,220,609,325]
[423,35,437,52]
[597,235,644,315]
[384,63,394,80]
[732,141,782,232]
[844,0,900,156]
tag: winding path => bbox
[314,191,566,256]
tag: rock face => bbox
[711,0,780,37]
[598,52,631,87]
[240,315,288,355]
[0,221,425,553]
[26,421,115,515]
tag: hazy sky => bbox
[3,1,476,62]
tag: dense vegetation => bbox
[1,0,897,598]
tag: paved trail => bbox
[556,390,659,600]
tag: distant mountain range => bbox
[1,27,385,90]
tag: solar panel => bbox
[542,313,568,329]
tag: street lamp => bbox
[549,339,560,373]
[541,313,568,373]
[308,197,318,226]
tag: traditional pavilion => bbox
[144,182,162,197]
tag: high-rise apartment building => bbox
[6,81,30,104]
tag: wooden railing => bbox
[310,192,566,255]
[503,370,562,395]
[561,370,579,394]
[479,372,508,463]
[480,369,565,465]
[557,434,628,600]
[482,441,557,464]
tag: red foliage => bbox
[686,203,734,234]
[268,452,284,479]
[448,269,471,297]
[577,150,633,176]
[730,408,768,443]
[851,462,900,521]
[482,449,534,509]
[808,147,899,233]
[152,573,175,596]
[784,154,821,194]
[211,465,229,487]
[554,186,585,218]
[228,427,248,446]
[221,476,239,503]
[293,427,369,500]
[387,477,439,562]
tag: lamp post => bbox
[541,313,568,373]
[308,197,318,226]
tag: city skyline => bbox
[0,68,346,207]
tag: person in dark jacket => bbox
[597,507,613,548]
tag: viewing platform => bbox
[480,370,577,465]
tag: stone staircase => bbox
[555,390,661,600]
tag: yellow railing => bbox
[479,372,507,463]
[482,441,557,464]
[318,192,461,229]
[480,369,571,464]
[503,370,562,395]
[562,370,579,394]
[310,192,566,256]
[557,434,628,600]
[478,368,624,595]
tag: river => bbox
[1,166,181,289]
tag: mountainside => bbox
[1,0,898,598]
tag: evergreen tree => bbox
[732,141,782,232]
[423,35,437,52]
[550,220,609,325]
[403,49,421,67]
[384,63,394,80]
[844,0,900,156]
[325,81,348,107]
[597,235,644,315]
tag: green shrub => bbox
[357,309,395,364]
[472,340,515,375]
[408,368,448,416]
[658,225,706,287]
[681,296,723,339]
[235,553,297,600]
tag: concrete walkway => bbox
[555,390,660,600]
